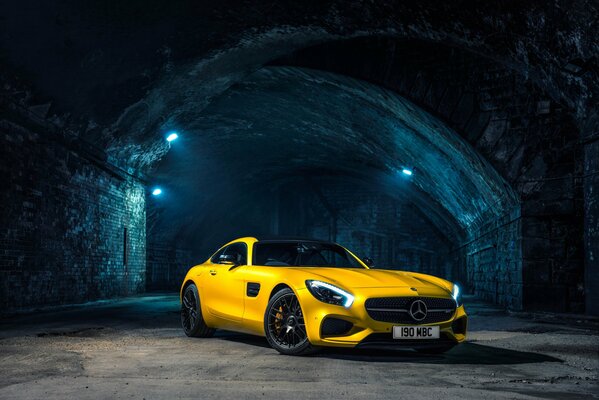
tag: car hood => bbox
[291,267,451,292]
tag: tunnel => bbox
[0,2,598,399]
[146,63,518,280]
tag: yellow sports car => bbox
[180,237,467,355]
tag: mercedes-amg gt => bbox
[180,237,467,355]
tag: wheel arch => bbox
[180,279,196,302]
[269,283,293,300]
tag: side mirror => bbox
[218,254,237,265]
[363,257,374,267]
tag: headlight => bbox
[306,280,354,308]
[452,284,461,307]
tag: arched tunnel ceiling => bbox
[0,1,594,256]
[149,66,518,248]
[1,1,596,166]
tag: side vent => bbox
[247,282,261,297]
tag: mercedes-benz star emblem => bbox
[409,300,428,321]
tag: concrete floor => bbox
[0,295,597,400]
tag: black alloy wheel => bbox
[181,283,215,338]
[264,288,316,355]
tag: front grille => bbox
[365,296,456,324]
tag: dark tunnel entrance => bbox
[142,37,584,314]
[0,31,592,316]
[145,64,518,301]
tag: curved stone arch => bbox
[106,2,595,169]
[147,66,519,248]
[268,36,583,187]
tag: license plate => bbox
[393,325,440,339]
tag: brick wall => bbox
[583,121,598,315]
[146,244,195,291]
[0,115,146,313]
[452,207,522,310]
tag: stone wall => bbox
[0,110,146,313]
[583,119,599,316]
[521,215,585,313]
[146,244,195,291]
[452,207,522,310]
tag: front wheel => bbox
[181,283,215,338]
[264,288,317,355]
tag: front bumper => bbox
[296,287,467,348]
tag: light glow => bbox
[308,280,354,308]
[452,284,460,305]
[402,168,413,176]
[452,284,460,300]
[151,188,162,196]
[166,132,179,142]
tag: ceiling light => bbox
[166,132,179,142]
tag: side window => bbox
[210,243,248,265]
[210,247,227,264]
[223,243,247,265]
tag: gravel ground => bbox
[0,294,597,399]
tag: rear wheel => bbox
[264,288,317,355]
[181,283,215,338]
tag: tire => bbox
[181,283,215,338]
[264,288,317,356]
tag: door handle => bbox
[209,269,217,276]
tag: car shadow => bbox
[318,342,562,364]
[215,331,273,349]
[216,332,562,365]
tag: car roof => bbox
[254,236,336,245]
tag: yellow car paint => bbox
[181,237,467,348]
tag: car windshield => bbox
[253,242,365,268]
